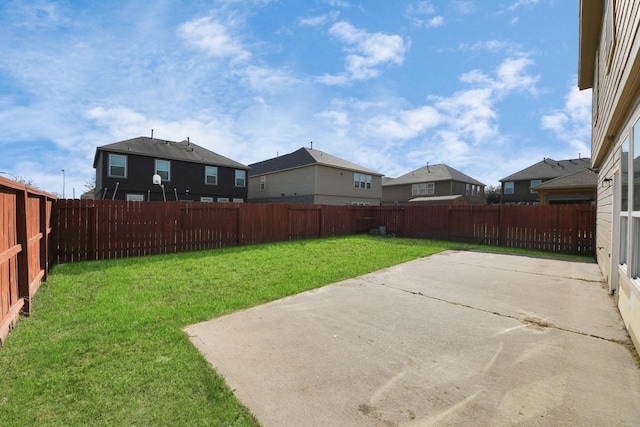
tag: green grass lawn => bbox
[0,235,593,426]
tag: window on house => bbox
[504,182,514,194]
[108,154,127,178]
[205,166,218,185]
[530,180,541,193]
[260,175,266,190]
[155,160,170,181]
[354,173,372,189]
[412,183,426,195]
[233,198,244,203]
[126,194,144,201]
[466,184,470,195]
[217,197,229,202]
[200,197,214,202]
[235,170,246,187]
[426,182,435,195]
[621,137,629,267]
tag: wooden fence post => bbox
[15,188,30,315]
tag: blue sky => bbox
[0,0,590,197]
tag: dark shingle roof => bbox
[93,136,249,169]
[248,147,382,176]
[500,158,591,182]
[382,164,484,186]
[532,168,597,190]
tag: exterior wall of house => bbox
[248,165,382,205]
[587,0,640,350]
[96,151,248,202]
[382,180,485,205]
[315,165,381,205]
[500,180,541,204]
[247,166,316,203]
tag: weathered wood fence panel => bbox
[52,201,596,264]
[0,176,55,344]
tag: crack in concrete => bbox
[383,284,632,348]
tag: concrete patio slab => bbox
[184,250,640,426]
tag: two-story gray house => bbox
[382,164,485,206]
[93,136,250,202]
[499,157,593,205]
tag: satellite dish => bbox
[152,174,162,185]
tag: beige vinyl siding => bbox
[596,144,617,283]
[315,165,382,199]
[247,166,316,199]
[592,0,640,168]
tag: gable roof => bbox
[382,164,484,187]
[500,158,591,182]
[248,147,382,176]
[531,168,597,190]
[93,136,249,169]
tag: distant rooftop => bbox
[500,158,591,182]
[248,147,382,176]
[383,164,484,186]
[93,136,249,169]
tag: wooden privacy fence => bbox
[377,205,596,255]
[52,201,372,263]
[53,201,596,264]
[0,176,55,344]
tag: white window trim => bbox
[426,182,435,195]
[235,170,246,187]
[155,159,171,182]
[504,182,514,195]
[218,197,229,202]
[108,154,127,178]
[205,166,218,185]
[126,193,144,201]
[530,180,541,194]
[200,197,214,202]
[618,113,640,289]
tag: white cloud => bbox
[541,84,592,156]
[426,16,444,28]
[363,106,441,140]
[239,65,301,93]
[460,56,538,95]
[505,0,541,12]
[178,16,251,63]
[325,0,351,8]
[299,12,340,27]
[322,21,407,84]
[405,1,444,28]
[458,39,523,54]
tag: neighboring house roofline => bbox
[531,168,597,190]
[382,164,484,187]
[500,157,591,182]
[248,147,382,176]
[93,136,250,170]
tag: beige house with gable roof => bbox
[247,147,383,206]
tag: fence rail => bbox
[52,201,596,264]
[0,176,55,344]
